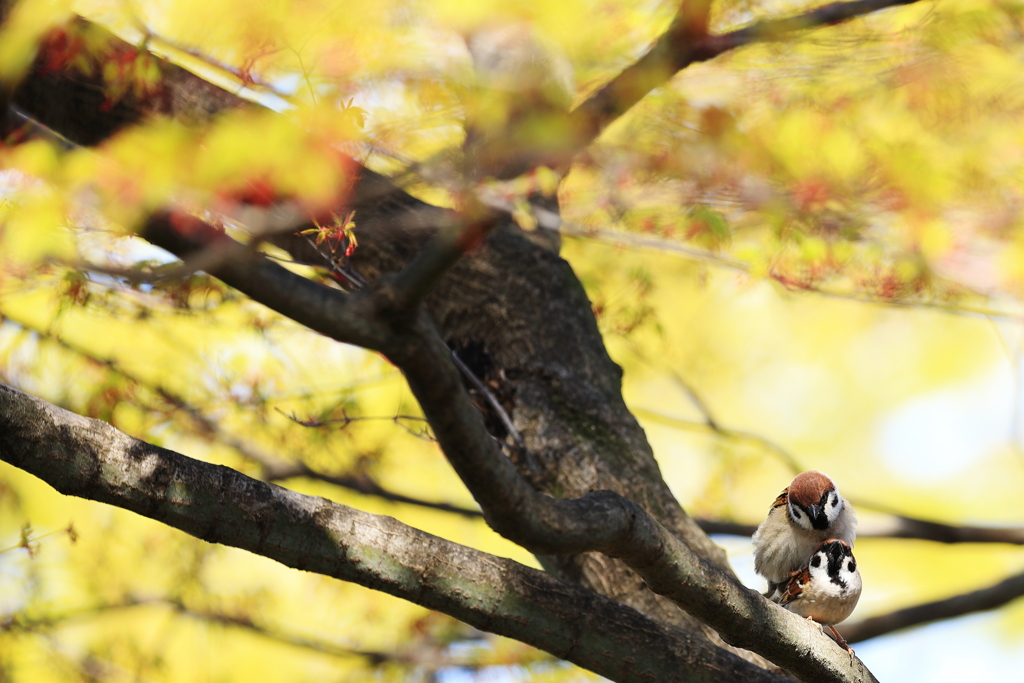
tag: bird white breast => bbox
[785,566,862,625]
[752,499,857,585]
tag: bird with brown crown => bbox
[752,470,857,598]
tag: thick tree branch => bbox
[843,568,1024,643]
[0,382,789,683]
[382,314,876,681]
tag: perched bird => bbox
[752,470,856,596]
[779,539,862,654]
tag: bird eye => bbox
[811,555,821,568]
[848,561,856,573]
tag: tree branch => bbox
[388,206,502,311]
[140,211,401,353]
[384,314,876,681]
[694,517,1024,545]
[1,595,400,664]
[561,0,925,172]
[843,568,1024,643]
[0,381,789,683]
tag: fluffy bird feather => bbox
[779,538,862,654]
[752,470,856,596]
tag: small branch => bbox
[704,0,925,55]
[162,597,403,663]
[563,0,925,167]
[0,314,481,519]
[140,211,398,354]
[857,516,1024,545]
[450,352,525,451]
[669,371,722,431]
[263,459,483,519]
[694,517,1024,545]
[695,519,760,537]
[2,595,397,662]
[276,408,429,429]
[843,568,1024,643]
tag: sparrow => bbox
[752,470,856,596]
[779,538,862,654]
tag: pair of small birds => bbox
[752,470,861,653]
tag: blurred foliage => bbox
[2,0,1024,680]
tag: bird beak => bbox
[806,504,828,529]
[827,542,845,563]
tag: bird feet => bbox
[827,624,856,663]
[806,618,856,663]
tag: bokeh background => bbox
[3,0,1024,680]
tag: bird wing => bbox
[779,567,809,606]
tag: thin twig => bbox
[634,407,805,474]
[559,0,926,173]
[450,352,526,451]
[0,314,480,518]
[695,517,1024,545]
[1,595,404,663]
[276,407,428,429]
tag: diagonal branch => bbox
[843,568,1024,643]
[385,311,877,681]
[387,204,502,311]
[560,0,925,172]
[0,381,789,683]
[141,210,401,353]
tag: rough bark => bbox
[1,381,881,683]
[0,382,790,683]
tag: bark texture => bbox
[0,383,788,683]
[1,382,881,683]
